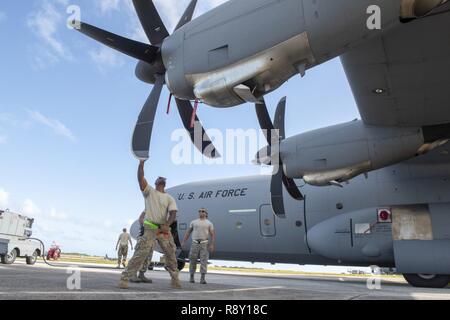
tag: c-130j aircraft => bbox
[75,0,450,288]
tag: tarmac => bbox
[0,260,449,300]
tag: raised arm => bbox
[138,160,148,192]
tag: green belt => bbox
[144,220,160,230]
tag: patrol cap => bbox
[155,176,167,186]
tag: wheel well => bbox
[35,249,41,256]
[13,248,20,256]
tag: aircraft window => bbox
[295,221,303,227]
[336,203,344,210]
[264,219,272,226]
[236,222,243,229]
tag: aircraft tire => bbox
[403,274,450,288]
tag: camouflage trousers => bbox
[189,242,209,275]
[121,226,179,282]
[140,240,154,273]
[117,245,128,264]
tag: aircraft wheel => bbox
[403,274,450,288]
[1,249,17,265]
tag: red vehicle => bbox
[46,242,61,261]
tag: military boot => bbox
[118,279,129,289]
[129,275,142,283]
[171,278,182,289]
[200,274,207,285]
[138,272,153,283]
[189,274,195,283]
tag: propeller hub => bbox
[135,57,166,84]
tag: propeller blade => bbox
[76,22,159,64]
[132,0,169,45]
[132,74,165,160]
[175,0,198,31]
[282,175,304,200]
[175,98,220,159]
[255,98,276,146]
[274,96,304,201]
[274,97,286,140]
[265,96,304,217]
[270,163,286,219]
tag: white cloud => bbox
[0,189,10,208]
[28,110,77,142]
[103,219,113,228]
[27,0,73,68]
[49,208,68,221]
[89,46,124,71]
[23,199,42,217]
[98,0,121,14]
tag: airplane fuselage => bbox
[169,149,450,271]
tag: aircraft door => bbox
[259,205,276,237]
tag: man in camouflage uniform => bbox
[119,160,181,289]
[182,208,216,284]
[115,228,133,268]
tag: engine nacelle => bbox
[281,120,446,186]
[163,32,315,107]
[400,0,448,18]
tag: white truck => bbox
[0,209,43,265]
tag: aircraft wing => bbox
[341,8,450,127]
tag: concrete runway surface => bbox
[0,261,449,300]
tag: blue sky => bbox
[0,0,360,260]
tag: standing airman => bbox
[116,228,133,268]
[182,208,216,284]
[118,160,181,289]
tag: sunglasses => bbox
[199,210,207,213]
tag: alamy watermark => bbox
[66,266,81,290]
[367,5,382,30]
[170,125,282,173]
[66,5,81,30]
[366,265,382,290]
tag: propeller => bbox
[255,97,304,218]
[75,0,219,160]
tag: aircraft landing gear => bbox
[403,274,450,288]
